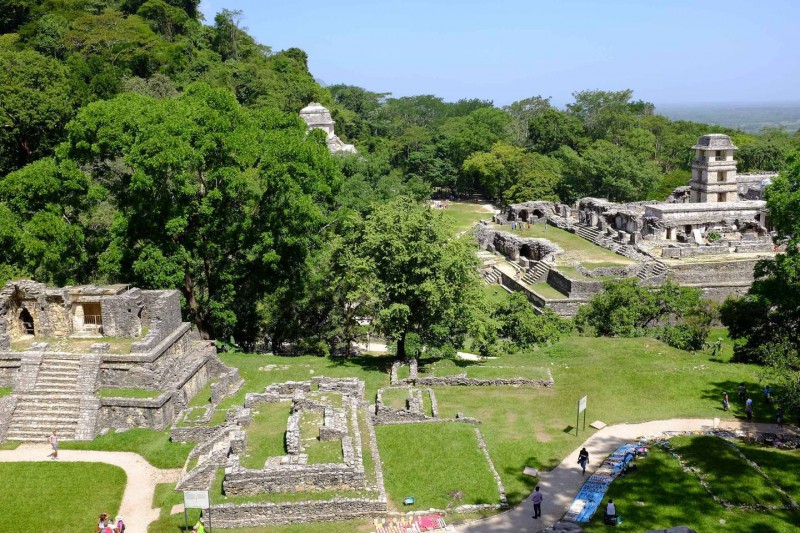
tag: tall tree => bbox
[361,197,482,358]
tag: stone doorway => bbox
[19,308,34,335]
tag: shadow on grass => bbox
[703,379,778,423]
[326,354,394,373]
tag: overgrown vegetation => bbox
[576,279,715,350]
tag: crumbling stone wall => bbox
[474,225,562,262]
[224,463,365,495]
[208,498,387,528]
[99,288,144,338]
[130,290,182,352]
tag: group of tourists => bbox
[724,383,784,426]
[510,220,532,231]
[95,514,125,533]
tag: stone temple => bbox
[0,280,240,441]
[299,102,357,154]
[478,134,779,315]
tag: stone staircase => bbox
[522,261,551,285]
[6,357,82,440]
[636,261,669,281]
[482,268,501,284]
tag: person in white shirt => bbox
[606,499,616,517]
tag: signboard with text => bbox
[183,490,210,510]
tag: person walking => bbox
[738,383,747,402]
[722,392,730,411]
[578,447,589,476]
[745,397,753,421]
[776,407,784,429]
[531,486,543,519]
[47,430,58,460]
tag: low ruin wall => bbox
[0,355,21,387]
[413,375,554,387]
[98,392,179,430]
[171,423,224,443]
[667,258,759,287]
[546,269,604,299]
[661,244,729,258]
[208,498,387,528]
[0,395,16,441]
[223,464,365,495]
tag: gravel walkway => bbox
[456,418,796,533]
[0,443,182,533]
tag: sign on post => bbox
[576,395,587,436]
[183,491,212,532]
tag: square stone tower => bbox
[690,134,738,203]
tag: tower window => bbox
[718,171,725,182]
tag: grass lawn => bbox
[555,265,616,281]
[240,401,291,469]
[433,335,774,506]
[381,388,410,410]
[670,436,788,507]
[481,283,513,307]
[188,380,215,407]
[582,441,800,532]
[441,202,494,233]
[214,353,392,419]
[495,223,633,266]
[97,388,162,399]
[739,443,800,502]
[0,462,125,533]
[11,335,138,354]
[301,411,343,464]
[0,440,21,450]
[529,282,568,299]
[60,428,193,469]
[0,386,12,397]
[148,483,374,533]
[417,357,549,381]
[376,423,500,510]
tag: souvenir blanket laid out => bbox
[563,443,638,522]
[373,514,447,533]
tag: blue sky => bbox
[198,0,800,108]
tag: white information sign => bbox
[184,490,210,509]
[578,395,587,413]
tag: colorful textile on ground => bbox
[373,514,447,532]
[564,443,638,522]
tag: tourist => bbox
[114,515,125,533]
[47,430,58,460]
[195,518,206,533]
[745,397,753,421]
[738,383,747,402]
[96,514,108,532]
[531,486,543,519]
[722,392,730,411]
[764,385,772,403]
[776,407,784,429]
[578,447,589,476]
[604,499,618,524]
[512,221,516,230]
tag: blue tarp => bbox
[564,443,638,522]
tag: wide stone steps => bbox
[522,262,551,285]
[483,269,501,284]
[6,356,84,440]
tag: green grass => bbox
[0,440,21,450]
[148,481,374,533]
[582,442,800,532]
[555,265,616,281]
[188,380,215,407]
[60,428,193,469]
[0,462,125,533]
[376,423,500,510]
[496,223,633,265]
[301,411,344,464]
[214,353,392,421]
[441,202,494,233]
[670,436,787,507]
[529,282,568,299]
[481,284,513,307]
[432,335,774,506]
[97,388,162,399]
[417,357,549,381]
[381,388,410,410]
[11,335,138,354]
[0,386,12,397]
[240,401,291,469]
[739,443,800,502]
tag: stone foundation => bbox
[207,498,387,528]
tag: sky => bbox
[198,0,800,108]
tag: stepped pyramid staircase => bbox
[6,353,99,441]
[521,261,551,285]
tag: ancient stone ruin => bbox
[480,134,780,315]
[299,102,357,154]
[0,280,240,441]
